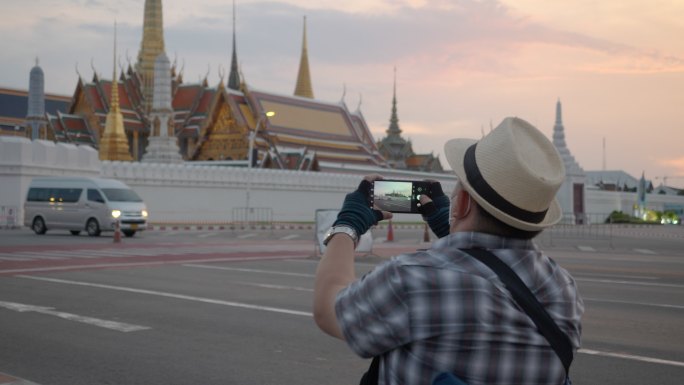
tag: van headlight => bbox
[141,209,148,218]
[111,210,122,219]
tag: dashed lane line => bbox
[15,275,684,368]
[237,233,257,239]
[634,248,656,255]
[0,300,150,332]
[577,245,596,252]
[183,264,315,277]
[279,234,300,240]
[17,275,311,317]
[198,232,219,238]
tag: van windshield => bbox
[101,188,143,202]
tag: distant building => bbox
[376,69,443,173]
[0,86,70,137]
[1,0,387,171]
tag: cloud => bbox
[659,157,684,177]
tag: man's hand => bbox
[417,181,450,238]
[333,175,392,237]
[313,175,391,340]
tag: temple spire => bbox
[100,23,133,161]
[136,0,165,113]
[552,99,583,175]
[227,0,240,90]
[387,66,401,136]
[27,57,46,140]
[294,16,314,98]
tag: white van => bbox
[24,177,148,237]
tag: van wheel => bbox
[32,217,47,235]
[123,230,136,237]
[86,218,101,236]
[70,230,81,236]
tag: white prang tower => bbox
[552,99,587,224]
[26,58,47,140]
[142,52,183,163]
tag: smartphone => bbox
[370,179,432,213]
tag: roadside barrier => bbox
[0,206,18,229]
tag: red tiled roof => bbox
[195,89,215,114]
[85,85,105,112]
[173,86,202,110]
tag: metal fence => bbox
[539,213,614,248]
[0,206,19,229]
[231,207,274,228]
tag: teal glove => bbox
[417,182,450,238]
[333,180,384,236]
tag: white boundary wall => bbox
[0,137,100,226]
[2,136,683,226]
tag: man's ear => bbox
[454,189,472,219]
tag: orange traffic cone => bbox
[423,223,430,243]
[386,220,394,242]
[113,219,121,243]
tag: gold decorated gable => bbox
[195,102,248,161]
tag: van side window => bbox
[27,188,81,202]
[88,189,105,203]
[58,188,83,203]
[27,188,49,202]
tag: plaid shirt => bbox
[335,232,583,385]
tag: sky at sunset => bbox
[2,0,683,187]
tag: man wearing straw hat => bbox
[313,117,584,385]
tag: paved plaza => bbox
[0,225,682,384]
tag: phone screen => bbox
[371,180,430,213]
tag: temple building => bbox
[0,83,70,138]
[376,69,443,172]
[0,0,387,171]
[551,99,587,223]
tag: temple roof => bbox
[46,111,97,146]
[0,87,70,121]
[241,87,386,167]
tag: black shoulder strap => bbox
[462,248,573,375]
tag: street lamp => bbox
[248,110,275,168]
[245,110,275,226]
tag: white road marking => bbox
[634,248,656,255]
[0,253,37,261]
[0,255,305,274]
[198,233,218,238]
[237,233,257,239]
[17,275,312,317]
[279,234,300,240]
[183,264,315,277]
[234,281,313,292]
[576,273,659,280]
[575,278,684,289]
[13,252,66,260]
[13,277,683,368]
[0,300,150,332]
[583,297,684,310]
[577,245,596,252]
[35,251,99,259]
[579,349,684,368]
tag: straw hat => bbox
[444,117,565,231]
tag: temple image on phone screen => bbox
[373,181,413,212]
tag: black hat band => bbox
[464,143,548,224]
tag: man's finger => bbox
[363,174,384,183]
[419,194,433,204]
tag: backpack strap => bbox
[461,248,574,376]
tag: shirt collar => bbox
[431,231,537,251]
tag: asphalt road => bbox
[0,225,683,384]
